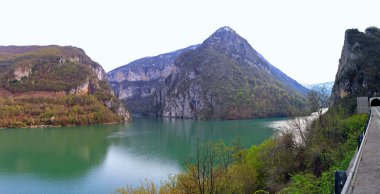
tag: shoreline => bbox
[0,121,126,130]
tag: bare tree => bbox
[285,117,312,147]
[307,86,329,127]
[179,139,237,194]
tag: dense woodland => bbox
[117,96,366,193]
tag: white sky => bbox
[0,0,379,84]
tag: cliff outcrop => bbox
[331,27,380,104]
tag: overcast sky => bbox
[1,0,379,84]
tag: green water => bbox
[0,117,288,193]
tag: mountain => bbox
[331,27,380,104]
[108,27,309,119]
[107,45,199,115]
[304,81,334,96]
[0,45,130,127]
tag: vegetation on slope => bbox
[0,46,93,93]
[0,46,130,128]
[0,95,123,128]
[109,27,309,119]
[117,97,366,193]
[117,26,373,193]
[280,100,366,193]
[165,47,307,119]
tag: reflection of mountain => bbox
[108,117,276,164]
[0,125,123,178]
[84,145,181,192]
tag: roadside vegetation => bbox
[117,93,367,193]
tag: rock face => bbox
[107,45,198,115]
[108,27,309,119]
[331,27,380,104]
[0,45,130,121]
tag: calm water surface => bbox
[0,117,288,194]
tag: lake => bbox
[0,117,289,194]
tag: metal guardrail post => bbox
[335,170,347,194]
[357,134,364,149]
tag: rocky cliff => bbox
[108,27,309,119]
[0,45,130,127]
[331,27,380,104]
[107,45,198,115]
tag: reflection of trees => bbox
[0,124,123,178]
[0,118,277,179]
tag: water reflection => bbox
[0,117,285,194]
[0,125,122,178]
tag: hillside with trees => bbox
[0,46,130,128]
[108,27,309,119]
[117,27,378,193]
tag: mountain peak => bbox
[208,26,238,40]
[216,26,236,34]
[108,27,309,119]
[202,26,250,55]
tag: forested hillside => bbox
[108,27,309,119]
[0,46,130,128]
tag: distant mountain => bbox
[0,45,130,127]
[108,26,309,119]
[304,81,334,96]
[331,27,380,105]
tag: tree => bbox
[178,139,237,194]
